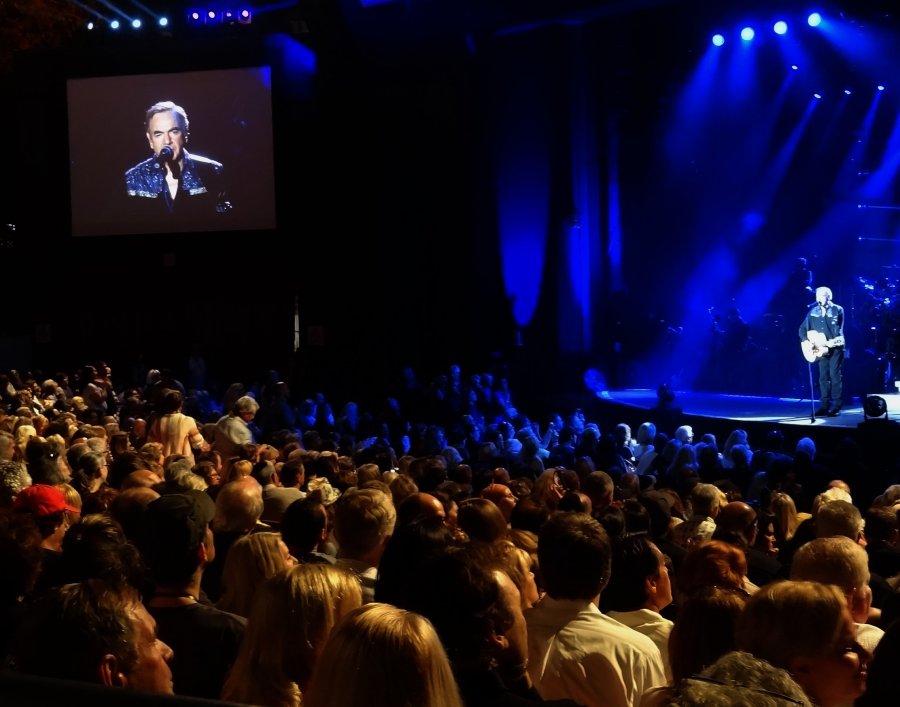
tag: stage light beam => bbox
[773,21,787,35]
[712,33,725,46]
[740,27,755,41]
[808,12,822,27]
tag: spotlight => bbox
[791,65,799,70]
[159,17,169,27]
[813,93,822,99]
[131,18,141,29]
[207,10,217,22]
[773,20,788,35]
[188,10,202,23]
[864,395,888,420]
[878,85,885,91]
[807,12,822,27]
[110,19,120,29]
[238,8,252,24]
[87,21,95,30]
[740,27,755,41]
[712,33,725,46]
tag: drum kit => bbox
[854,265,900,355]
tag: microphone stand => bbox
[808,361,817,423]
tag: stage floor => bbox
[597,389,887,429]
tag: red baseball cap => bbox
[13,484,79,517]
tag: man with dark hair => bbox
[125,100,231,220]
[134,492,245,699]
[259,458,305,526]
[280,495,335,564]
[526,511,666,706]
[12,579,174,693]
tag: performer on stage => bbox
[799,286,845,416]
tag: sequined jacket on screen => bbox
[124,149,230,214]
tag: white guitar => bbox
[801,331,845,363]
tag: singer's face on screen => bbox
[146,110,187,161]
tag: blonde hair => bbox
[770,492,801,542]
[303,603,464,707]
[217,532,293,618]
[221,564,362,706]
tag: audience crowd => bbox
[2,359,900,706]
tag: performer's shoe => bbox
[827,408,842,417]
[815,407,829,416]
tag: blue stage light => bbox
[131,19,141,29]
[813,93,822,99]
[877,85,885,91]
[740,27,755,41]
[807,12,822,27]
[159,17,169,27]
[773,21,787,35]
[110,19,120,29]
[712,33,725,46]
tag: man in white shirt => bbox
[525,512,667,707]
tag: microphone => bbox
[157,146,174,163]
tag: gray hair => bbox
[233,396,260,415]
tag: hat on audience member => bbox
[307,477,341,506]
[12,484,79,516]
[143,491,215,551]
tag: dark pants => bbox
[818,348,844,410]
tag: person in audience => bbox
[816,499,865,544]
[11,579,174,694]
[221,563,363,706]
[216,531,296,618]
[666,585,749,690]
[458,496,510,543]
[736,580,872,707]
[303,602,465,707]
[790,535,883,654]
[12,484,80,593]
[134,491,246,699]
[481,481,519,523]
[676,539,752,599]
[261,456,306,526]
[601,535,674,681]
[403,545,579,706]
[146,388,209,466]
[203,476,267,601]
[333,486,396,602]
[712,500,782,589]
[375,517,457,608]
[525,511,666,706]
[671,483,724,550]
[666,650,811,706]
[214,395,260,462]
[281,493,336,564]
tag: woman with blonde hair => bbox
[303,602,464,707]
[221,564,363,706]
[770,491,802,546]
[216,532,296,618]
